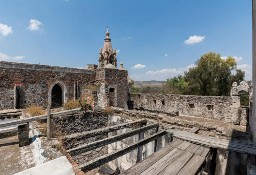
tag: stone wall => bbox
[97,68,129,109]
[0,61,95,109]
[51,111,108,164]
[130,93,247,125]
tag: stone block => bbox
[18,123,30,147]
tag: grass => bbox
[64,100,80,110]
[25,105,45,116]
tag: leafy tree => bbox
[163,75,188,94]
[184,52,245,96]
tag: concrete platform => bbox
[14,156,75,175]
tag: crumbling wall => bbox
[51,111,108,164]
[130,93,247,125]
[0,61,95,109]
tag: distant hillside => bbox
[134,81,165,88]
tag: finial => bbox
[106,27,109,33]
[120,62,124,70]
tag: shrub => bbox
[104,107,113,115]
[25,105,45,116]
[64,100,80,110]
[79,95,94,112]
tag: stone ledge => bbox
[14,156,75,175]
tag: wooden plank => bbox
[140,148,183,175]
[122,140,183,175]
[200,147,210,157]
[169,129,256,156]
[0,108,80,128]
[185,143,200,154]
[77,131,166,172]
[158,151,193,175]
[67,123,159,156]
[177,141,191,150]
[194,146,205,156]
[177,154,205,175]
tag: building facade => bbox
[0,29,129,110]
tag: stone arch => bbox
[48,81,67,108]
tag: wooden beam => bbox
[67,123,159,156]
[0,108,80,128]
[169,129,256,156]
[64,119,147,140]
[76,130,166,172]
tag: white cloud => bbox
[184,35,205,45]
[146,64,195,76]
[29,19,42,31]
[0,23,13,36]
[221,56,243,62]
[132,64,146,69]
[237,64,252,80]
[0,53,26,61]
[164,53,168,57]
[0,53,10,60]
[13,56,25,60]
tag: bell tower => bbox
[98,27,117,68]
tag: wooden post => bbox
[252,0,256,141]
[47,105,51,140]
[136,123,144,163]
[154,125,159,152]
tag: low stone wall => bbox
[51,110,109,165]
[51,111,108,137]
[130,93,247,125]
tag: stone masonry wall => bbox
[0,61,95,109]
[97,68,129,109]
[130,93,247,125]
[51,111,108,164]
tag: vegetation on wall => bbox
[64,100,80,110]
[25,105,45,116]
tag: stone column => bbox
[18,123,30,147]
[252,0,256,141]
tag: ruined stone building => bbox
[0,29,129,110]
[0,28,250,131]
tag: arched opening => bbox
[239,90,249,107]
[51,84,63,108]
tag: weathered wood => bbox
[64,119,147,140]
[67,123,159,155]
[169,129,256,156]
[137,122,145,163]
[185,143,200,154]
[47,105,51,140]
[177,141,191,150]
[158,151,193,175]
[122,140,183,175]
[140,148,183,175]
[177,154,205,175]
[0,108,81,128]
[76,131,166,172]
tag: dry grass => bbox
[25,105,45,116]
[64,100,80,110]
[104,107,113,115]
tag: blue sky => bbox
[0,0,252,81]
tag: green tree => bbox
[163,75,188,94]
[184,52,245,96]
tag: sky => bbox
[0,0,252,81]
